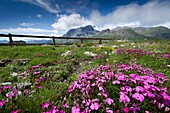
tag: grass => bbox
[0,40,170,112]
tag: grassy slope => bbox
[0,41,170,112]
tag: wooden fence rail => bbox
[0,33,113,47]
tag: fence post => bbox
[9,33,13,47]
[99,39,102,44]
[52,36,55,45]
[80,38,83,44]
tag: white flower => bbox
[61,51,72,56]
[120,44,125,47]
[98,45,103,48]
[11,72,17,76]
[112,45,119,48]
[90,46,95,48]
[113,60,116,62]
[1,82,12,85]
[17,82,32,89]
[167,65,170,68]
[16,91,22,96]
[84,51,97,57]
[104,51,107,54]
[88,61,93,64]
[131,43,135,45]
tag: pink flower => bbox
[130,74,140,81]
[4,85,11,89]
[25,73,29,76]
[71,106,80,113]
[11,109,20,113]
[132,93,144,103]
[106,107,113,113]
[121,86,132,93]
[24,89,29,95]
[59,110,65,113]
[90,102,100,110]
[42,101,50,109]
[147,51,153,55]
[7,91,17,98]
[146,91,155,98]
[67,82,76,93]
[130,104,140,113]
[118,74,126,81]
[63,102,69,108]
[162,54,170,58]
[113,80,120,84]
[119,92,130,103]
[105,98,114,105]
[0,99,8,107]
[48,106,59,113]
[31,64,40,70]
[116,110,120,113]
[123,107,129,113]
[36,86,42,89]
[34,70,40,75]
[135,86,145,93]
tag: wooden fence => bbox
[0,33,113,47]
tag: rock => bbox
[41,44,52,46]
[61,51,72,57]
[0,61,5,67]
[17,59,30,65]
[0,59,12,67]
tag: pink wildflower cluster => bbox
[67,64,170,113]
[0,64,48,110]
[41,101,68,113]
[162,54,170,59]
[116,48,170,61]
[116,48,146,56]
[36,54,44,57]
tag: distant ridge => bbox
[63,25,170,40]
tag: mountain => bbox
[63,25,170,40]
[95,27,148,40]
[132,26,170,39]
[26,40,52,44]
[0,40,8,44]
[63,25,99,37]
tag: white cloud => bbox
[51,1,170,35]
[51,13,93,35]
[0,28,54,34]
[0,28,56,41]
[90,1,170,30]
[16,0,60,13]
[20,22,35,27]
[37,14,42,18]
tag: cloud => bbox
[16,0,60,13]
[90,0,170,30]
[0,28,54,34]
[20,22,35,27]
[15,0,99,14]
[51,1,170,35]
[0,28,56,41]
[51,14,93,35]
[37,14,42,18]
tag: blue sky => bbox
[0,0,170,38]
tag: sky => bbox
[0,0,170,40]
